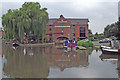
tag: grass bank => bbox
[19,43,55,46]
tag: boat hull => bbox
[102,48,120,54]
[100,45,111,50]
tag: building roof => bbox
[49,19,57,25]
[49,18,89,25]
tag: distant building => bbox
[45,15,89,42]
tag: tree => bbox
[88,29,93,37]
[2,2,48,43]
[104,23,118,38]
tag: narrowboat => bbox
[100,45,111,50]
[101,48,120,54]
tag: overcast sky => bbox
[0,0,120,34]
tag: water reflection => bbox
[45,46,93,71]
[2,44,94,78]
[3,45,49,78]
[99,54,118,61]
[117,55,120,78]
[99,53,120,78]
[0,40,2,79]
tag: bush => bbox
[77,40,93,47]
[77,40,82,46]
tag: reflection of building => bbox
[45,15,89,42]
[45,45,89,71]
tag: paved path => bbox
[93,41,110,46]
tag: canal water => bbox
[1,44,120,78]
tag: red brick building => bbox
[46,15,89,42]
[0,28,4,38]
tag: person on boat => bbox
[117,40,120,52]
[69,40,72,43]
[110,39,114,48]
[64,40,68,46]
[66,40,70,48]
[114,40,118,49]
[73,39,77,46]
[110,39,117,49]
[70,40,74,47]
[68,40,72,47]
[110,38,119,49]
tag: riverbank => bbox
[19,43,55,46]
[92,41,110,46]
[92,41,110,49]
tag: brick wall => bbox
[45,15,89,42]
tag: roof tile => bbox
[49,18,89,25]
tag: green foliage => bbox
[88,29,93,36]
[94,33,105,40]
[77,40,83,46]
[77,40,93,47]
[109,36,117,40]
[104,23,118,38]
[88,29,105,41]
[88,29,93,41]
[87,32,105,41]
[2,2,48,43]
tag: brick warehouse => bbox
[45,15,89,42]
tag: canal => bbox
[1,43,120,78]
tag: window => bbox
[80,33,85,37]
[73,25,75,26]
[61,27,64,31]
[73,28,75,31]
[49,25,52,26]
[49,34,52,36]
[80,27,85,37]
[73,33,75,36]
[61,23,64,26]
[61,33,64,35]
[80,27,85,33]
[49,28,52,31]
[81,25,83,27]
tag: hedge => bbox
[77,40,93,47]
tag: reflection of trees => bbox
[117,55,120,78]
[3,45,49,78]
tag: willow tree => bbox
[2,2,48,43]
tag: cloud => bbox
[0,1,119,33]
[42,2,118,33]
[1,0,120,2]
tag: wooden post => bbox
[118,1,120,39]
[118,1,120,52]
[118,17,120,40]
